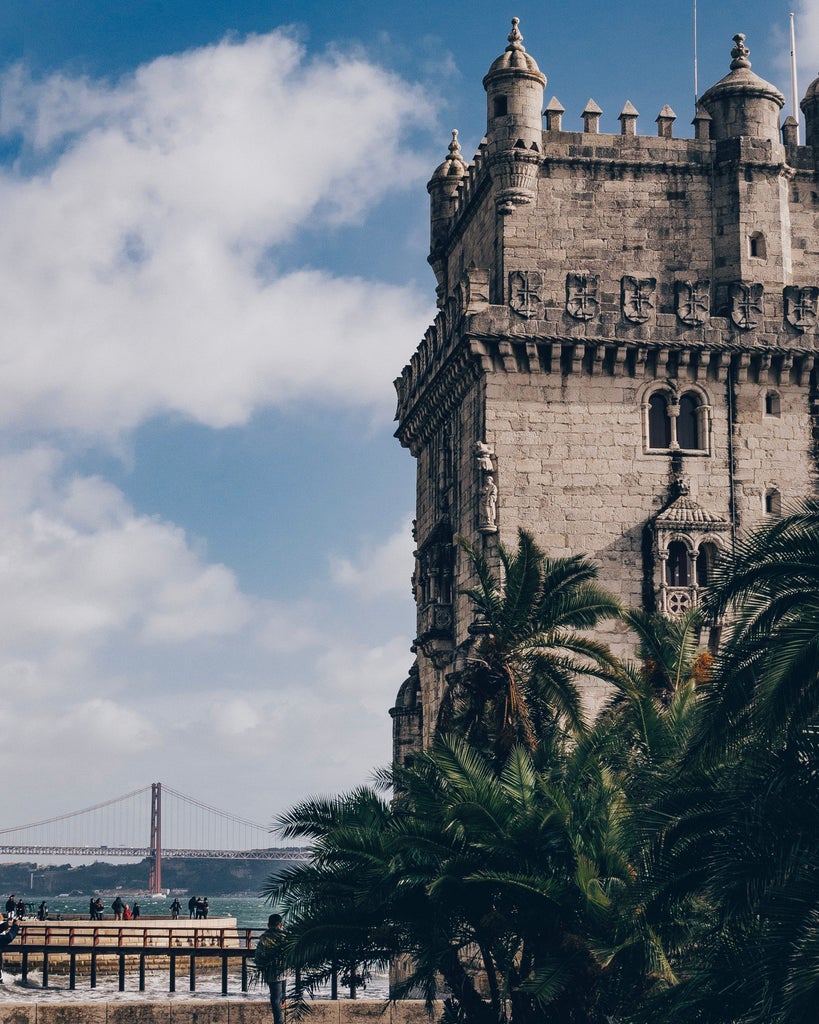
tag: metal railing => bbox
[0,924,266,996]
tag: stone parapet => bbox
[0,1000,440,1024]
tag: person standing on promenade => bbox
[4,895,14,919]
[112,896,124,920]
[255,913,287,1024]
[170,897,181,920]
[188,895,197,918]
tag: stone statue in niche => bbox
[475,441,498,533]
[508,270,543,319]
[783,285,819,331]
[621,276,657,323]
[474,441,495,472]
[675,279,710,325]
[729,282,764,330]
[480,475,498,533]
[565,273,599,320]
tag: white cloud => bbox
[0,31,435,436]
[0,29,423,832]
[0,447,413,824]
[771,3,819,96]
[795,1,819,83]
[0,448,254,651]
[211,697,261,738]
[330,515,414,598]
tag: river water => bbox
[0,894,389,1003]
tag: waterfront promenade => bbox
[0,916,421,1020]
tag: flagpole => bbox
[693,0,699,111]
[790,12,800,144]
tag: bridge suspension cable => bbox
[0,785,152,835]
[0,783,304,880]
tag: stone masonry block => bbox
[226,1005,274,1024]
[37,1006,110,1024]
[0,1007,36,1024]
[293,1001,341,1024]
[169,1001,235,1024]
[107,1004,172,1024]
[335,1002,392,1024]
[390,1001,442,1024]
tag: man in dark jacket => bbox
[255,913,287,1023]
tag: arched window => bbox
[666,542,689,586]
[765,488,782,515]
[749,232,767,259]
[696,542,719,587]
[764,390,781,416]
[648,392,671,448]
[677,392,700,450]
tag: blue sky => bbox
[0,0,816,843]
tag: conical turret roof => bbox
[429,130,466,183]
[700,34,784,111]
[483,17,544,85]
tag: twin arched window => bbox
[645,387,709,453]
[663,539,721,614]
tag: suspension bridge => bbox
[0,783,307,892]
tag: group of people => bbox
[110,896,140,920]
[3,894,27,920]
[187,895,210,918]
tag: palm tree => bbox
[264,735,665,1024]
[636,499,819,1024]
[438,530,621,759]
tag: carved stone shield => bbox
[621,276,657,323]
[508,270,543,319]
[729,282,764,330]
[675,279,710,325]
[783,285,819,331]
[566,273,599,321]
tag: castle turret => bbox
[482,17,545,214]
[800,73,819,152]
[699,33,785,143]
[427,130,466,302]
[698,35,791,305]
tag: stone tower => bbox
[391,23,819,760]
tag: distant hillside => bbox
[0,856,298,896]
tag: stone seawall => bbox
[0,1000,437,1023]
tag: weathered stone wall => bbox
[0,1000,439,1024]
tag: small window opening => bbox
[493,95,508,118]
[748,232,767,259]
[696,543,719,587]
[677,392,701,450]
[765,488,782,515]
[666,542,690,586]
[648,392,671,448]
[764,390,781,416]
